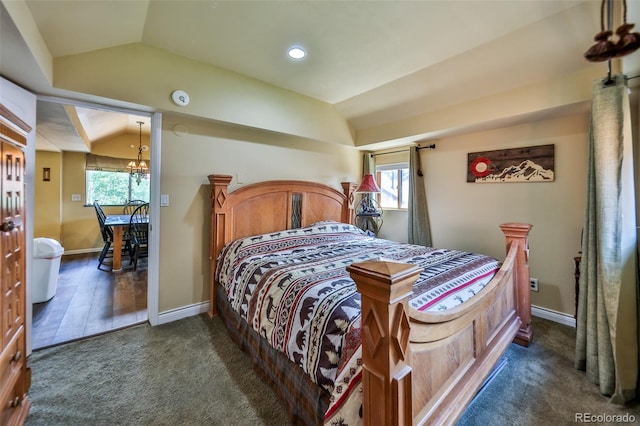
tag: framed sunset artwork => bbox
[467,144,555,183]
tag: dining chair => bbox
[129,203,149,271]
[123,199,146,215]
[93,201,115,270]
[122,199,145,254]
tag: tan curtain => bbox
[575,74,638,403]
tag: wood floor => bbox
[32,252,148,350]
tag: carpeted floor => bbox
[458,317,640,426]
[26,314,289,426]
[25,314,639,425]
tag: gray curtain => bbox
[575,74,638,403]
[407,147,431,246]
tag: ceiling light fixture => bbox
[288,46,306,60]
[127,121,148,185]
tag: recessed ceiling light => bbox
[288,46,306,60]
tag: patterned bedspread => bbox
[215,221,499,425]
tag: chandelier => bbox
[127,121,148,185]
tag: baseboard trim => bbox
[63,248,102,256]
[532,305,576,328]
[154,302,576,330]
[157,302,210,325]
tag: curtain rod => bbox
[371,144,436,157]
[602,74,640,87]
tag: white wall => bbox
[157,114,361,312]
[382,112,589,316]
[378,209,408,243]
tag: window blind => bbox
[373,150,409,166]
[85,154,149,172]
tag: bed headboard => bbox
[207,174,357,314]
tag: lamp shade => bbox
[355,174,382,193]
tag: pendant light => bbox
[127,121,148,185]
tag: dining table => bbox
[103,213,149,272]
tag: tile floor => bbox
[32,253,148,350]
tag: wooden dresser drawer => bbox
[0,326,24,400]
[0,377,30,426]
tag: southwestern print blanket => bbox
[215,222,499,425]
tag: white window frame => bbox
[376,162,409,210]
[85,169,150,206]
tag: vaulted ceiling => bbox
[2,0,639,152]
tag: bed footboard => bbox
[347,223,532,426]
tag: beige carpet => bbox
[25,314,639,425]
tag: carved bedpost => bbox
[208,174,233,317]
[347,261,423,426]
[500,223,533,347]
[341,182,357,224]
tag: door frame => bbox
[30,96,161,352]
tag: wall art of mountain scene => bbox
[467,144,555,183]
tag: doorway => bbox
[31,99,157,350]
[31,253,148,349]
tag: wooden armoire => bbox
[0,103,31,425]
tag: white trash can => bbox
[32,238,64,303]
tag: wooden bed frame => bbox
[208,174,532,425]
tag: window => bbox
[376,164,409,209]
[86,170,149,205]
[85,154,149,205]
